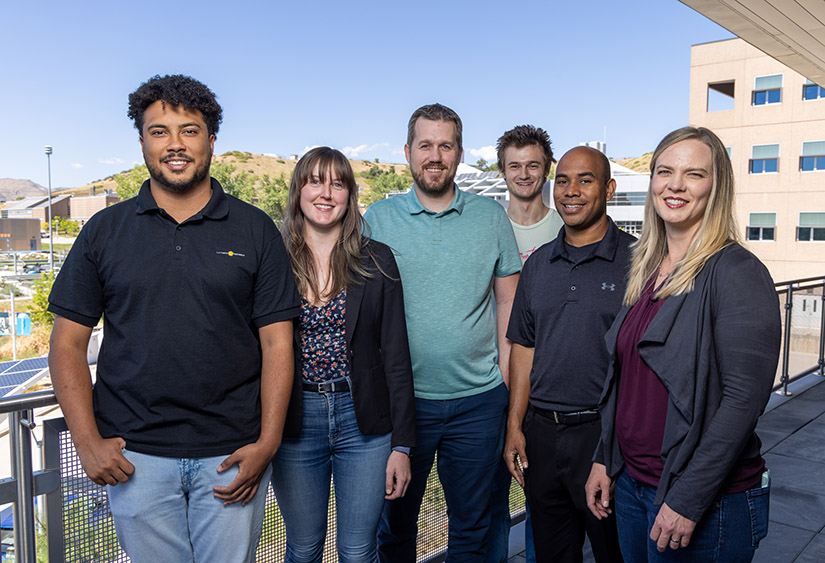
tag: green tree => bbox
[212,162,256,202]
[113,164,150,200]
[30,270,56,326]
[475,158,498,172]
[257,173,290,226]
[361,172,411,207]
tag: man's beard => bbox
[411,168,455,197]
[146,153,211,194]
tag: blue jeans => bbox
[614,470,769,562]
[486,457,512,563]
[378,382,508,562]
[270,390,391,563]
[107,449,270,563]
[524,504,536,563]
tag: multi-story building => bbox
[690,37,825,281]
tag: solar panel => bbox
[0,356,49,398]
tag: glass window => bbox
[800,141,825,171]
[753,74,782,105]
[797,212,825,241]
[747,213,776,241]
[803,79,825,100]
[750,144,779,174]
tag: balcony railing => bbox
[2,274,823,561]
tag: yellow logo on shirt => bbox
[216,250,246,257]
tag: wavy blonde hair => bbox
[624,127,739,306]
[281,147,372,302]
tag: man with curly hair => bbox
[48,74,299,562]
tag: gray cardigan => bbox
[594,243,781,521]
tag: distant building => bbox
[3,195,71,222]
[690,37,825,281]
[0,218,41,251]
[70,193,120,223]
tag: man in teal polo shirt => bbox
[367,103,521,562]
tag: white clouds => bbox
[340,142,391,158]
[71,163,84,169]
[468,146,497,162]
[98,157,126,165]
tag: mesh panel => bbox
[54,431,526,562]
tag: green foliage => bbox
[475,158,498,172]
[257,173,290,226]
[276,159,286,164]
[63,496,122,562]
[361,170,411,207]
[113,164,150,200]
[222,150,252,162]
[51,216,80,236]
[30,270,56,326]
[212,162,256,203]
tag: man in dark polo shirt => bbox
[504,146,630,563]
[47,74,299,562]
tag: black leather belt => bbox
[302,380,350,393]
[531,405,599,425]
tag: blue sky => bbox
[1,1,732,188]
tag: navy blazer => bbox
[595,243,780,521]
[283,240,416,449]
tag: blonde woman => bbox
[271,147,415,562]
[586,127,780,562]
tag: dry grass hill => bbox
[614,152,652,174]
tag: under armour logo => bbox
[601,282,616,291]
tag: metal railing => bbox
[773,275,825,395]
[1,390,524,562]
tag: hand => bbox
[213,441,276,506]
[75,436,134,487]
[384,451,411,500]
[585,463,613,520]
[503,427,528,487]
[650,502,697,552]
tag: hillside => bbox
[60,152,410,198]
[614,152,652,174]
[0,178,48,201]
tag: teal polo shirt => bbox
[365,186,521,399]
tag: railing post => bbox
[777,285,794,396]
[9,409,37,563]
[819,280,825,377]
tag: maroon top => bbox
[616,276,765,493]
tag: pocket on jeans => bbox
[746,484,770,547]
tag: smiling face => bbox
[299,163,349,235]
[553,147,615,245]
[502,144,549,202]
[650,139,713,239]
[140,100,214,194]
[405,118,462,198]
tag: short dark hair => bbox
[127,75,223,138]
[496,125,554,173]
[406,103,462,148]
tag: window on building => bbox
[747,213,776,241]
[752,74,782,105]
[725,147,732,159]
[707,80,735,111]
[750,144,779,173]
[615,221,643,236]
[800,141,825,171]
[607,192,646,206]
[803,79,825,100]
[797,212,825,241]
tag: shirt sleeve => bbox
[494,205,522,278]
[48,227,103,327]
[251,222,300,328]
[506,259,536,348]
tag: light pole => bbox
[44,145,54,271]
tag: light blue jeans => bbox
[107,448,270,563]
[270,390,392,563]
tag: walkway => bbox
[507,372,825,562]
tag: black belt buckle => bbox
[303,380,350,394]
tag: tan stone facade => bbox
[690,38,825,282]
[69,194,120,222]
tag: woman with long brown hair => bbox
[271,147,415,562]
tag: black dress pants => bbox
[523,407,623,563]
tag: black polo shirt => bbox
[507,219,635,412]
[49,179,300,457]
